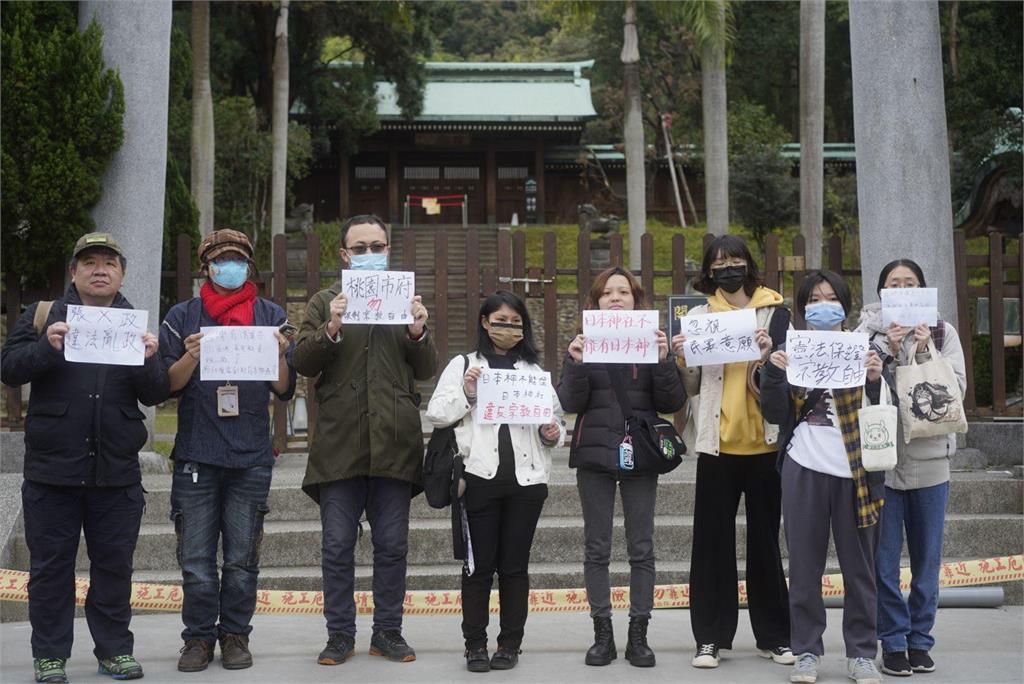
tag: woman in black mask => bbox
[426,290,565,673]
[671,235,794,671]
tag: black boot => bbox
[585,616,617,666]
[624,616,656,667]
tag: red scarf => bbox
[200,281,257,326]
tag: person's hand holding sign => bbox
[326,292,348,339]
[568,334,585,363]
[46,322,69,351]
[865,349,883,382]
[408,295,428,339]
[540,419,560,442]
[655,329,669,361]
[142,332,159,359]
[463,366,482,399]
[755,327,772,360]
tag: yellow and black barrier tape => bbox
[0,555,1020,616]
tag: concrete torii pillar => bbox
[79,1,172,447]
[849,0,958,328]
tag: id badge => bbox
[217,384,239,417]
[618,437,634,470]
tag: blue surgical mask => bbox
[348,252,388,271]
[804,301,847,330]
[209,260,249,289]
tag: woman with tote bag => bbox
[856,259,967,677]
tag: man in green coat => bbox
[293,215,437,667]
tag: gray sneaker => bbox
[791,653,820,683]
[847,657,883,684]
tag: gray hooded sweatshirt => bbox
[855,302,967,490]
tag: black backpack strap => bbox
[767,307,791,351]
[796,387,826,426]
[607,365,635,422]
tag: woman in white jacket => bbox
[426,290,565,674]
[856,259,967,678]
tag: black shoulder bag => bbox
[608,366,685,475]
[422,355,470,509]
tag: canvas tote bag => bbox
[895,344,968,443]
[858,383,898,472]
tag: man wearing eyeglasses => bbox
[293,214,437,667]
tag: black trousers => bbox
[460,476,547,651]
[22,480,145,659]
[689,452,790,650]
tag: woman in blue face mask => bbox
[758,270,889,684]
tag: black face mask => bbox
[711,265,747,293]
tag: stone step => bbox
[132,468,1024,527]
[24,511,1018,573]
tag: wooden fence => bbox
[3,229,1021,452]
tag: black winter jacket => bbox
[1,285,170,487]
[557,357,686,475]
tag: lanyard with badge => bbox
[216,381,239,417]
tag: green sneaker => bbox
[33,658,68,684]
[97,654,144,680]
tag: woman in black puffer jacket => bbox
[556,266,686,669]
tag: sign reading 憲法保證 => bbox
[200,326,279,381]
[582,310,660,364]
[341,270,415,325]
[786,330,869,389]
[881,288,938,327]
[475,369,554,425]
[65,305,148,366]
[681,308,761,367]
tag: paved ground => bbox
[0,607,1020,683]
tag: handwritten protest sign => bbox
[582,310,660,364]
[681,308,760,367]
[476,369,554,425]
[65,305,148,366]
[785,330,869,389]
[200,326,279,381]
[881,288,938,327]
[341,270,415,325]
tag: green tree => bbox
[728,101,797,249]
[1,2,124,287]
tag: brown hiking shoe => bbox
[218,633,253,670]
[177,639,214,672]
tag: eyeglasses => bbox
[346,242,388,255]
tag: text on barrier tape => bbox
[0,555,1020,616]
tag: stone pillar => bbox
[849,0,958,327]
[80,1,172,449]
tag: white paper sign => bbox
[582,310,660,364]
[786,330,869,389]
[881,288,938,327]
[200,326,279,381]
[341,270,415,325]
[476,369,554,425]
[681,308,761,366]
[64,305,148,366]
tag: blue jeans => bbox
[170,461,272,643]
[875,482,949,653]
[319,477,411,637]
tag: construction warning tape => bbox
[0,555,1021,616]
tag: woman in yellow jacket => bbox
[672,235,793,671]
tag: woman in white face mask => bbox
[760,269,888,684]
[855,259,966,678]
[426,290,565,673]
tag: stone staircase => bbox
[2,422,1022,622]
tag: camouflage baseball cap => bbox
[198,229,254,263]
[72,232,126,259]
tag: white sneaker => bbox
[791,653,820,683]
[847,656,883,684]
[760,646,797,665]
[691,643,720,668]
